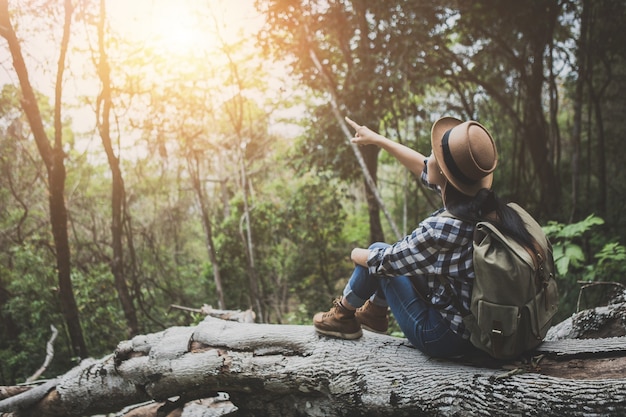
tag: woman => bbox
[313,116,535,358]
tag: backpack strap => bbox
[439,207,544,316]
[506,204,553,297]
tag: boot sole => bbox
[315,327,363,340]
[361,324,387,334]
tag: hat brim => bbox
[431,117,494,196]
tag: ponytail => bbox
[445,187,535,250]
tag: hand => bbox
[346,116,428,176]
[345,117,382,146]
[351,247,370,267]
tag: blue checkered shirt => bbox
[366,164,475,339]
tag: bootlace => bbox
[321,298,340,318]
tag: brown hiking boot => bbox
[313,298,362,340]
[355,300,389,334]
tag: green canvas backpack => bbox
[445,203,559,359]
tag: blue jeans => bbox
[342,243,474,358]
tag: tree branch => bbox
[303,25,402,240]
[26,325,58,383]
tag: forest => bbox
[1,0,625,392]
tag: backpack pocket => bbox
[468,300,522,358]
[475,300,520,337]
[527,279,559,340]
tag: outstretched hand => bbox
[345,116,428,177]
[345,117,382,146]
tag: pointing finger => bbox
[345,116,360,130]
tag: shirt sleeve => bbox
[421,158,441,195]
[367,214,471,278]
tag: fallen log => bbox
[0,380,58,413]
[3,292,626,417]
[1,315,625,417]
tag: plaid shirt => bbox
[366,163,475,339]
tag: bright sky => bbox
[106,0,262,57]
[1,0,290,160]
[0,0,262,91]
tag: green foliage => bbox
[71,265,128,357]
[340,198,370,246]
[281,172,353,314]
[595,242,626,268]
[543,214,605,276]
[544,214,626,321]
[281,303,313,326]
[1,243,70,383]
[590,242,626,283]
[214,196,258,310]
[214,169,354,322]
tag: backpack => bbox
[444,203,559,359]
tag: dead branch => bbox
[169,304,255,323]
[26,325,58,383]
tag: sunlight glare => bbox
[146,2,199,56]
[108,0,207,57]
[96,0,267,162]
[106,0,262,58]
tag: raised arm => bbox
[346,117,427,177]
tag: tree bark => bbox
[362,145,385,243]
[238,146,264,322]
[96,0,139,337]
[520,1,561,217]
[0,0,87,358]
[570,0,589,222]
[187,153,226,310]
[2,307,625,417]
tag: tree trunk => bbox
[49,150,86,357]
[96,0,139,337]
[522,4,561,217]
[570,0,590,222]
[0,0,87,358]
[590,88,608,218]
[239,147,264,322]
[219,36,264,322]
[2,299,626,417]
[362,145,385,243]
[188,154,226,310]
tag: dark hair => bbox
[445,186,535,249]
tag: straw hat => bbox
[431,117,498,196]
